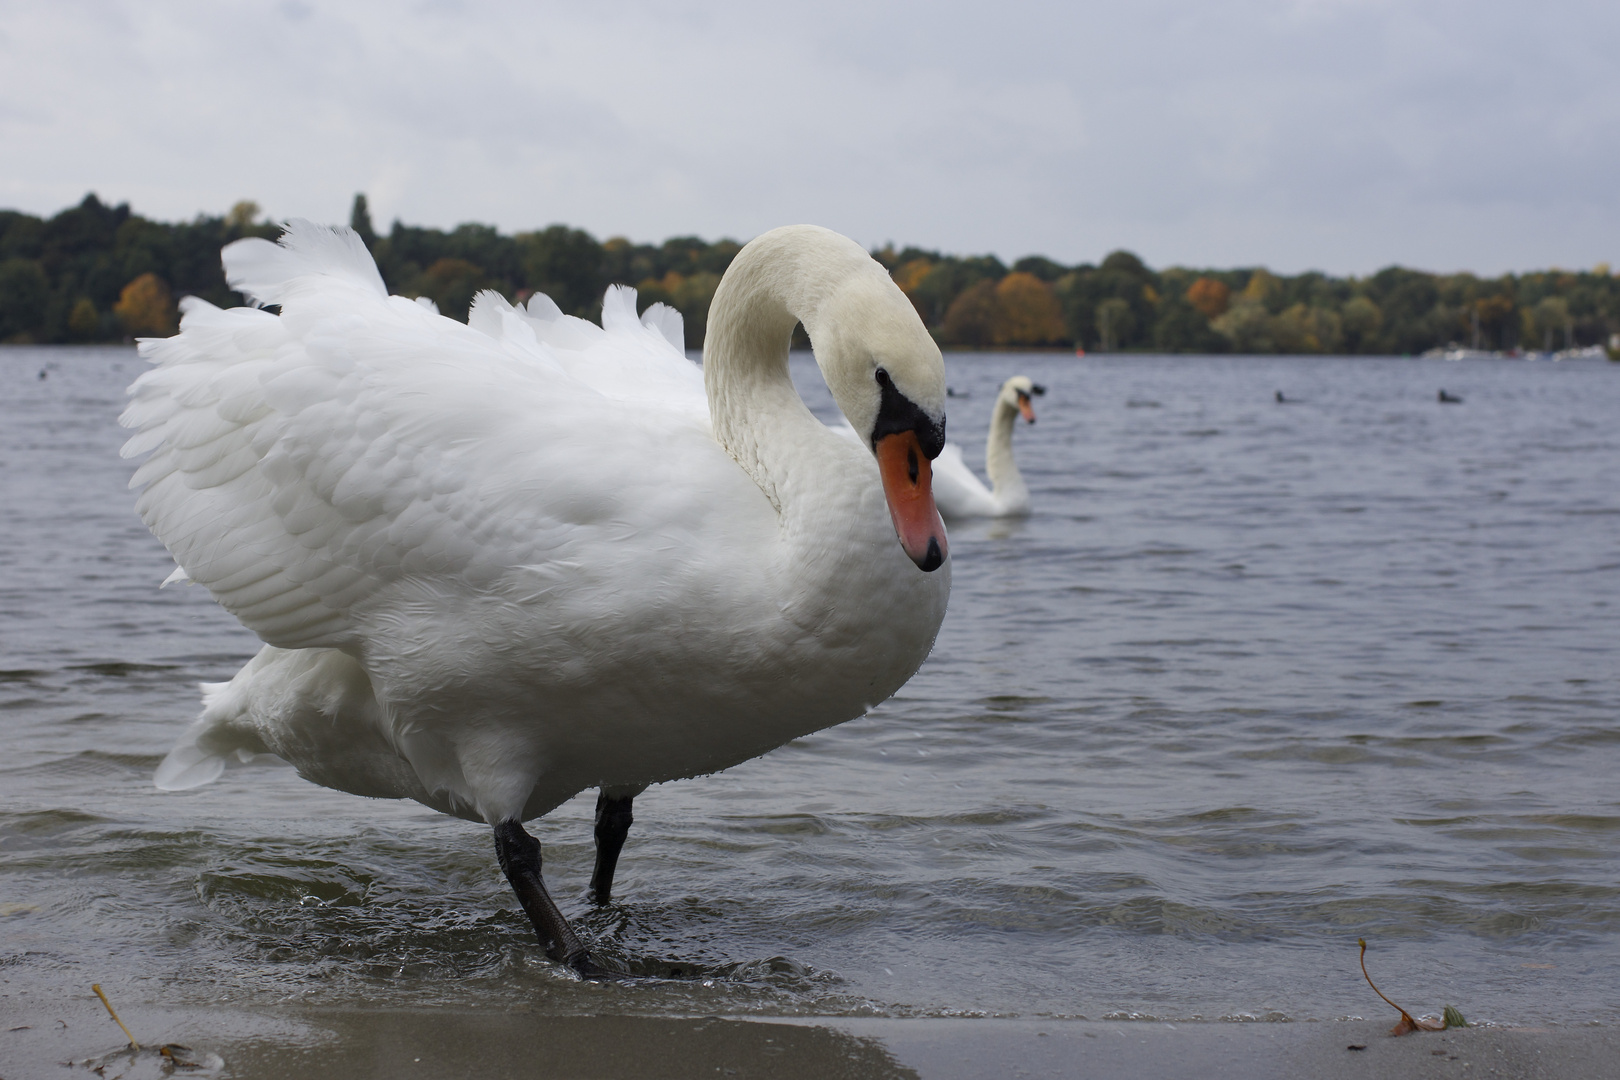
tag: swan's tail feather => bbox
[640,301,685,352]
[523,292,565,322]
[600,284,686,351]
[462,284,703,413]
[222,220,387,308]
[152,680,263,790]
[154,739,228,791]
[599,284,640,334]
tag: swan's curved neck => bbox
[985,397,1027,501]
[703,231,870,508]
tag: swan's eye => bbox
[875,367,892,387]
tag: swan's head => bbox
[812,268,949,573]
[999,375,1046,424]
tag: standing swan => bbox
[931,375,1045,518]
[120,222,950,973]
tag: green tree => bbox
[1153,297,1226,352]
[1271,303,1342,353]
[941,280,1001,346]
[1532,295,1571,350]
[1212,299,1273,353]
[67,297,99,340]
[408,258,488,321]
[0,258,48,341]
[1094,297,1133,351]
[1340,296,1383,353]
[518,225,606,315]
[1011,255,1067,283]
[349,194,377,249]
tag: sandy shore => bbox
[5,998,1616,1079]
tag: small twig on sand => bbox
[90,984,140,1050]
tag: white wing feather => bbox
[121,220,716,652]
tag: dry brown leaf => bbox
[1358,938,1448,1037]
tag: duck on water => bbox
[120,222,952,974]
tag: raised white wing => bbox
[121,221,721,651]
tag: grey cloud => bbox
[0,0,1614,273]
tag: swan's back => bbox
[931,443,1002,518]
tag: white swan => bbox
[930,375,1044,518]
[120,221,951,972]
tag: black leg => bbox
[590,791,636,904]
[492,819,592,974]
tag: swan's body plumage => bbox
[930,375,1042,519]
[123,223,950,835]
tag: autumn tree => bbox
[892,257,934,323]
[1241,268,1284,311]
[1186,277,1230,319]
[993,272,1066,345]
[636,269,722,345]
[113,272,177,337]
[227,200,261,229]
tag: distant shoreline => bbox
[4,194,1617,359]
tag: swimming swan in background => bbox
[930,375,1044,519]
[120,222,951,974]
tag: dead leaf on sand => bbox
[1357,938,1468,1036]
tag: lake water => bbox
[2,345,1617,1034]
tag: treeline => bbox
[3,193,1618,355]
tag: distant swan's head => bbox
[998,375,1046,424]
[808,253,950,572]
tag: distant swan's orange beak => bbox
[875,431,947,572]
[1017,393,1036,423]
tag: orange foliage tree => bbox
[113,273,177,337]
[892,258,935,324]
[993,272,1066,345]
[1185,277,1230,319]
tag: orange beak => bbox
[1017,393,1036,423]
[875,431,947,572]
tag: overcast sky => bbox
[2,0,1616,274]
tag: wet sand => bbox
[6,998,1616,1079]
